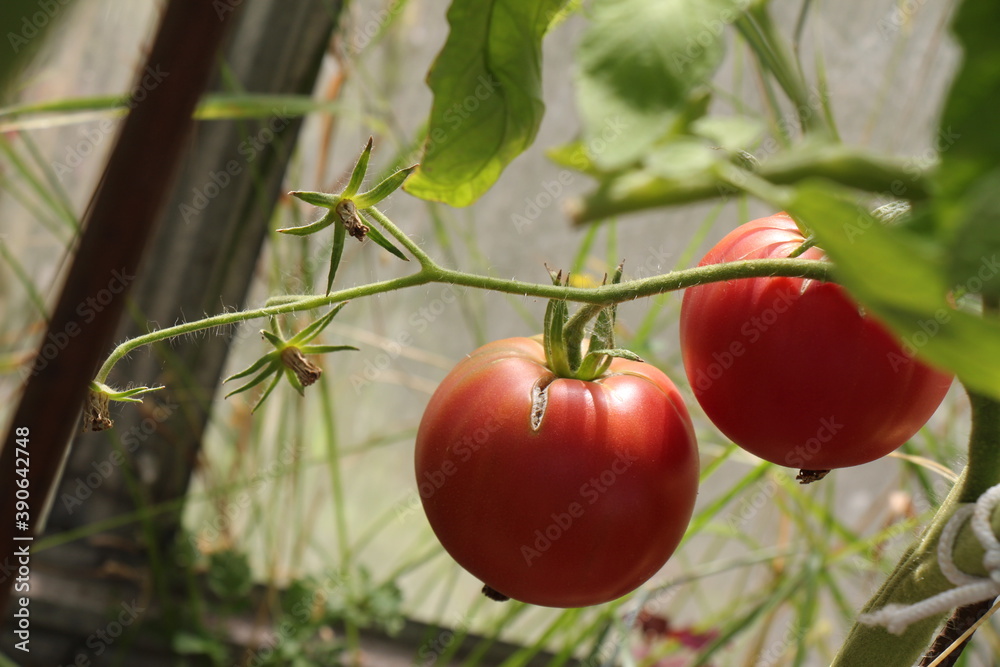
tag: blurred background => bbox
[0,0,981,665]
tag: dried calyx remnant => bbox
[280,346,322,387]
[481,584,510,602]
[83,388,113,432]
[336,199,369,240]
[796,469,830,484]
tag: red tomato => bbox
[415,337,699,607]
[680,213,953,470]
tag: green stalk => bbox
[832,385,1000,665]
[94,201,832,383]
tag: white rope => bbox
[858,484,1000,635]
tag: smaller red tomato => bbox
[415,337,699,607]
[680,213,953,471]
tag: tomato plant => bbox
[679,213,954,472]
[414,335,699,607]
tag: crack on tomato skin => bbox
[530,375,556,432]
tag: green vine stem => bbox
[93,206,832,384]
[832,385,1000,666]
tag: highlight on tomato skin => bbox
[679,213,954,472]
[414,336,700,608]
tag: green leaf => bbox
[402,0,571,206]
[781,181,1000,399]
[575,0,737,169]
[691,115,764,152]
[644,138,719,180]
[946,169,1000,300]
[933,0,1000,298]
[207,549,254,600]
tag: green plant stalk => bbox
[737,6,829,137]
[569,144,929,225]
[94,203,833,383]
[832,385,1000,665]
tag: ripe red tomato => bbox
[680,213,953,471]
[415,337,699,607]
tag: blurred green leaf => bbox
[933,0,1000,298]
[403,0,570,206]
[575,0,737,169]
[783,181,1000,399]
[207,549,254,600]
[692,115,764,152]
[644,137,719,180]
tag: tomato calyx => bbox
[222,303,358,413]
[84,381,165,432]
[278,138,416,294]
[796,468,831,484]
[542,263,643,382]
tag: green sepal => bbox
[288,190,340,208]
[544,295,572,378]
[284,366,306,396]
[326,222,346,295]
[251,371,284,412]
[89,381,166,404]
[223,352,277,383]
[278,208,338,236]
[353,165,418,209]
[360,211,409,261]
[224,365,278,399]
[288,303,348,345]
[261,330,285,348]
[300,344,358,354]
[344,137,374,198]
[586,348,644,363]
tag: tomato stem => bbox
[92,204,833,384]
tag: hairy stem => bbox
[94,234,831,383]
